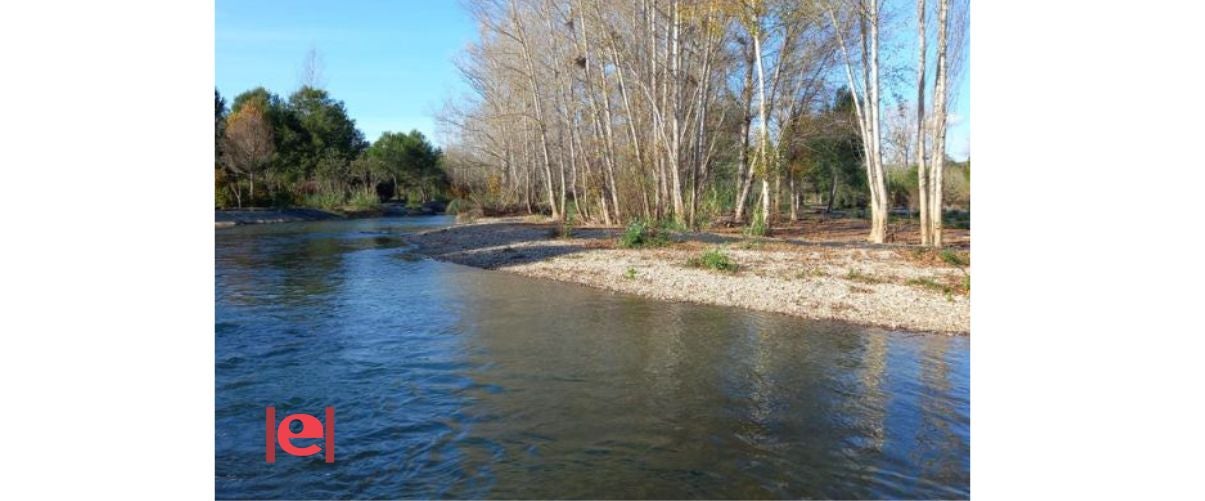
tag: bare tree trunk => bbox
[599,0,645,220]
[733,41,755,223]
[827,168,838,213]
[231,181,242,209]
[829,2,888,243]
[577,3,621,223]
[510,0,560,219]
[753,32,771,230]
[930,0,950,247]
[867,3,888,243]
[789,176,798,221]
[691,24,716,228]
[667,0,685,223]
[915,0,931,245]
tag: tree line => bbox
[438,0,967,245]
[215,85,448,210]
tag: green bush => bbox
[687,248,738,273]
[623,267,638,280]
[618,220,668,248]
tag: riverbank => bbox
[215,201,448,227]
[408,217,970,334]
[215,208,345,227]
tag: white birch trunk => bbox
[930,0,950,247]
[753,31,771,230]
[915,0,930,245]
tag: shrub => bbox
[618,220,668,248]
[623,267,638,280]
[687,248,738,273]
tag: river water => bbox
[216,216,969,499]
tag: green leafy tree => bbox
[231,87,311,191]
[289,87,367,166]
[367,130,446,202]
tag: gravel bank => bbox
[410,218,970,334]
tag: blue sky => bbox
[216,1,475,145]
[216,0,968,160]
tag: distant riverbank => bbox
[409,217,970,334]
[215,201,447,227]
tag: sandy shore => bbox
[409,217,970,334]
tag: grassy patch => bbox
[623,267,638,280]
[940,249,969,267]
[302,191,343,211]
[906,276,950,293]
[845,269,884,284]
[686,248,738,273]
[346,190,381,211]
[795,267,828,279]
[906,275,969,296]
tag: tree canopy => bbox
[215,85,446,210]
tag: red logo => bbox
[266,406,334,463]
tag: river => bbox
[216,216,969,499]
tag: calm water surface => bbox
[216,216,969,499]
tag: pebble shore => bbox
[410,218,970,335]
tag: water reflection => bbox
[216,217,969,499]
